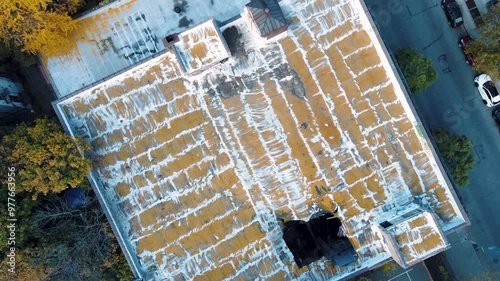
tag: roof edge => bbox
[353,0,470,228]
[51,100,148,279]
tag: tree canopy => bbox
[467,5,500,80]
[396,47,438,95]
[0,191,41,255]
[0,248,52,281]
[0,192,134,281]
[432,128,476,187]
[0,0,82,55]
[34,195,121,280]
[0,118,91,199]
[0,118,132,280]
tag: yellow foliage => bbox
[467,6,500,80]
[0,250,52,281]
[381,260,398,274]
[0,0,82,55]
[1,118,92,199]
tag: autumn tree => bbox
[396,47,438,95]
[467,5,500,80]
[432,128,476,187]
[0,143,42,256]
[0,248,52,281]
[34,194,122,281]
[0,0,82,55]
[104,251,135,281]
[0,190,42,256]
[0,118,91,199]
[0,36,37,67]
[381,261,399,274]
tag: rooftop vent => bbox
[162,34,179,48]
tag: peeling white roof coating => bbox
[388,211,449,265]
[51,0,467,280]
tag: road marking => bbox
[388,268,414,281]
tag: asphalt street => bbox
[363,0,500,279]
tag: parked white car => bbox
[474,74,500,107]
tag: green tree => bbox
[467,5,500,80]
[432,128,476,187]
[0,118,91,199]
[396,47,438,95]
[0,0,82,55]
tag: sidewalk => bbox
[355,261,433,281]
[455,0,493,38]
[441,229,485,281]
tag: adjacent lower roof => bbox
[40,0,248,97]
[390,211,449,265]
[53,0,467,280]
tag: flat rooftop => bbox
[41,0,247,97]
[390,211,449,266]
[52,0,467,280]
[173,19,230,73]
